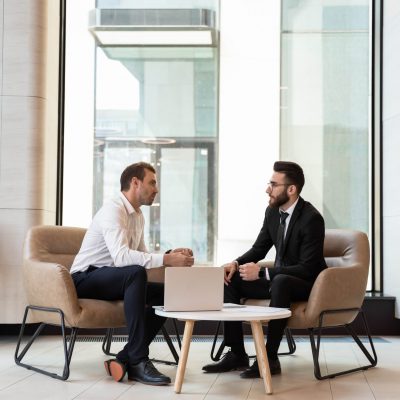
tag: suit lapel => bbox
[281,197,304,256]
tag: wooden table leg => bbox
[250,320,272,394]
[174,320,194,393]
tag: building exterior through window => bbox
[64,0,374,287]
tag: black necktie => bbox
[275,211,289,267]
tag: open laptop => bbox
[160,266,224,312]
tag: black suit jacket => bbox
[236,197,327,283]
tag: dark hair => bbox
[120,162,156,191]
[273,161,305,194]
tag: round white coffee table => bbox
[155,305,291,394]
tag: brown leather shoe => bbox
[104,359,127,382]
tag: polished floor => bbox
[0,335,399,399]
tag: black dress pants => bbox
[72,265,166,365]
[224,271,313,358]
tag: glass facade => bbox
[92,3,219,263]
[280,0,371,234]
[64,1,374,278]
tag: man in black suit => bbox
[203,161,326,377]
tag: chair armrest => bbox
[304,266,368,326]
[23,259,82,326]
[258,261,274,268]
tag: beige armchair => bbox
[14,225,178,380]
[211,229,377,379]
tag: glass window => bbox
[66,1,373,272]
[94,45,218,263]
[280,1,372,283]
[64,1,218,264]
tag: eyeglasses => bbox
[267,181,292,189]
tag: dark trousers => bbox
[72,265,166,365]
[224,272,313,359]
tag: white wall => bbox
[63,0,95,228]
[382,0,400,317]
[217,0,281,264]
[0,0,58,322]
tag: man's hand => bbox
[163,252,194,267]
[222,262,238,285]
[238,263,260,281]
[171,248,193,257]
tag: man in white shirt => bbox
[70,162,194,386]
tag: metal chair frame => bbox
[15,305,182,380]
[102,319,182,366]
[210,307,377,380]
[15,305,77,381]
[308,307,377,380]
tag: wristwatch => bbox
[258,266,266,278]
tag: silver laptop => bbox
[162,267,224,311]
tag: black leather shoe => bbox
[127,359,171,386]
[202,351,249,373]
[240,358,281,378]
[104,358,127,382]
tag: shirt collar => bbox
[119,192,138,216]
[280,196,299,216]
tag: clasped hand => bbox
[172,248,193,257]
[223,262,260,285]
[164,248,194,267]
[238,262,259,281]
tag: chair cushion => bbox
[76,299,126,328]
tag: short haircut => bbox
[120,162,156,191]
[273,161,305,194]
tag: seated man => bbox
[70,162,194,385]
[203,161,326,377]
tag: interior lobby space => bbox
[1,0,400,398]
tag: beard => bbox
[269,191,290,208]
[140,193,156,206]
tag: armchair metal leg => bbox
[102,319,181,365]
[152,325,180,366]
[277,327,297,355]
[309,308,378,380]
[102,328,117,356]
[211,321,225,361]
[210,321,296,361]
[14,305,78,381]
[172,318,182,350]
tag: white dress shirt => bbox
[70,192,164,274]
[280,196,299,238]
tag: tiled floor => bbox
[1,335,399,399]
